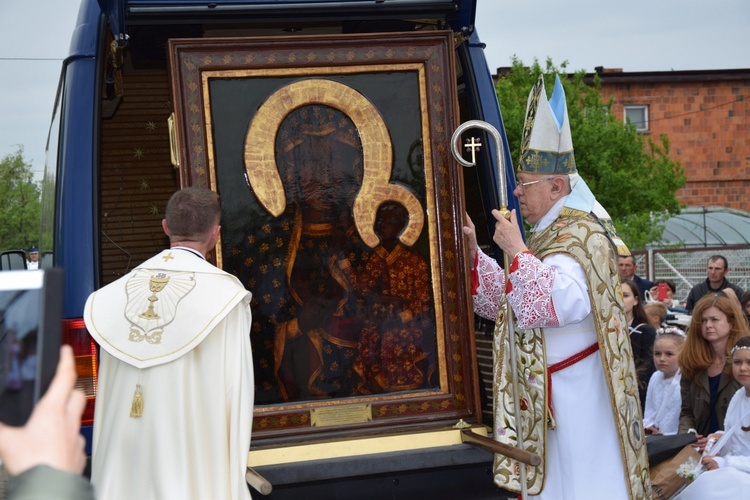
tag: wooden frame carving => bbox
[168,31,479,440]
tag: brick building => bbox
[587,67,750,212]
[493,67,750,213]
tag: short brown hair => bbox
[165,187,221,241]
[708,255,728,270]
[644,302,668,323]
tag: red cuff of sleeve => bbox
[470,252,479,295]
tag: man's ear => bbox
[162,219,170,236]
[550,176,566,197]
[207,224,221,246]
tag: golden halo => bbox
[244,78,424,248]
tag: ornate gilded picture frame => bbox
[168,31,479,440]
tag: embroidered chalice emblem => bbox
[139,273,170,320]
[125,269,195,345]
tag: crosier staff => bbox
[451,120,530,499]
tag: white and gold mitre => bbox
[518,75,576,175]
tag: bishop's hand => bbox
[491,209,527,259]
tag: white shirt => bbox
[643,370,682,435]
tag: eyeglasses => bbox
[515,176,557,191]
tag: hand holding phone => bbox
[0,269,63,427]
[657,282,669,301]
[0,345,87,476]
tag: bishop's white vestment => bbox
[84,248,254,500]
[472,196,650,499]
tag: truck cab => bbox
[42,0,520,497]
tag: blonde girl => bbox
[644,331,685,435]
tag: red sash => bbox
[546,342,600,417]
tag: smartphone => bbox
[657,282,669,301]
[0,269,63,426]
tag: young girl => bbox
[621,278,657,409]
[675,336,750,499]
[643,331,685,435]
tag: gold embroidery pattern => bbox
[139,273,170,320]
[492,215,650,498]
[125,269,197,345]
[129,326,164,345]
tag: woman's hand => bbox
[706,432,723,442]
[692,434,708,453]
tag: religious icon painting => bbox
[168,31,480,440]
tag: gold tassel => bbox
[130,383,144,418]
[109,40,125,97]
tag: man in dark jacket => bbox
[685,255,744,312]
[618,254,653,300]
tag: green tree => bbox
[495,58,686,249]
[0,147,41,251]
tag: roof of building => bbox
[657,206,750,248]
[491,66,750,84]
[587,67,750,84]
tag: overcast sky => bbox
[0,0,80,179]
[1,0,749,181]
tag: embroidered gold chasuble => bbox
[492,212,651,498]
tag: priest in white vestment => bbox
[463,76,650,498]
[84,188,254,500]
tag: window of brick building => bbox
[624,105,649,132]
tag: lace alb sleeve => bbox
[471,248,590,329]
[506,252,558,329]
[471,249,505,321]
[506,251,591,329]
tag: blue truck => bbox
[25,0,524,497]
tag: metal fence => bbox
[634,246,750,305]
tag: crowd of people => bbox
[616,255,750,498]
